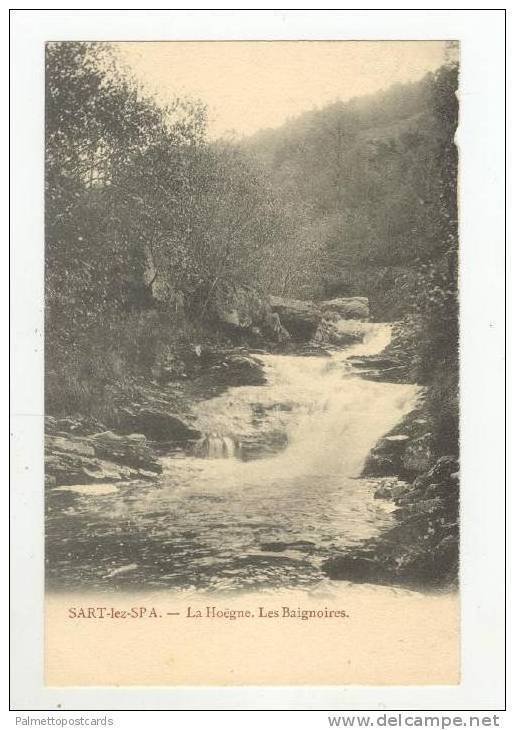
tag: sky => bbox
[115,41,455,139]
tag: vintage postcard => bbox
[10,9,506,711]
[42,38,460,687]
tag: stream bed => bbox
[46,323,419,593]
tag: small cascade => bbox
[194,433,238,459]
[47,319,422,592]
[187,322,418,478]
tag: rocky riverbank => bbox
[322,323,459,590]
[45,298,459,592]
[45,347,267,488]
[45,293,367,488]
[323,454,459,588]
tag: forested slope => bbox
[245,66,459,452]
[46,42,459,456]
[45,43,307,421]
[245,67,458,313]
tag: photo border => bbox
[9,8,507,711]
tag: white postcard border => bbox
[10,8,506,711]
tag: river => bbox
[46,322,420,593]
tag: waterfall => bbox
[47,321,421,592]
[187,322,419,480]
[254,323,417,479]
[194,433,238,459]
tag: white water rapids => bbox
[189,323,415,482]
[46,322,420,592]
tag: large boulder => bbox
[206,353,266,387]
[373,476,410,501]
[270,296,322,340]
[212,283,269,330]
[263,311,291,343]
[326,445,460,588]
[118,407,201,443]
[401,433,435,474]
[210,283,290,342]
[313,319,364,348]
[320,297,369,321]
[91,431,161,471]
[45,430,162,487]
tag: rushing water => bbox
[46,322,419,593]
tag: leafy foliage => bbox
[46,42,459,457]
[246,65,459,293]
[45,42,301,414]
[246,63,460,454]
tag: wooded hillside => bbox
[46,42,459,452]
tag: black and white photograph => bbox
[45,39,460,596]
[9,9,507,711]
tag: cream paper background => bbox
[10,9,505,710]
[45,589,459,687]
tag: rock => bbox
[346,351,410,384]
[127,433,147,443]
[320,297,370,321]
[401,433,435,474]
[345,358,368,367]
[379,436,410,455]
[45,435,95,457]
[46,450,129,486]
[265,311,291,343]
[359,366,412,385]
[412,456,460,494]
[295,344,331,358]
[426,456,459,483]
[333,412,458,589]
[46,451,160,486]
[329,450,460,588]
[362,435,409,476]
[348,355,402,369]
[374,478,410,500]
[362,452,400,477]
[323,515,459,587]
[238,430,288,461]
[208,354,266,387]
[81,461,133,482]
[432,534,459,577]
[45,416,58,433]
[91,430,161,472]
[314,319,364,347]
[323,554,382,582]
[270,296,322,340]
[45,427,163,487]
[395,497,445,518]
[260,540,316,553]
[209,283,290,342]
[211,283,270,331]
[118,407,201,443]
[46,415,105,436]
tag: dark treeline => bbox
[46,42,458,452]
[246,65,458,306]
